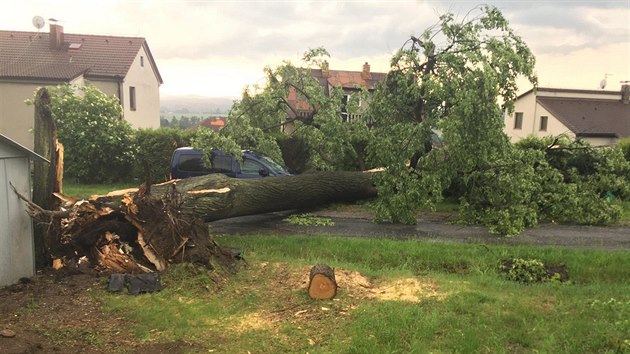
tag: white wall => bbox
[0,82,41,150]
[0,77,83,151]
[120,46,161,129]
[0,143,35,287]
[583,136,618,147]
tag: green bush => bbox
[133,128,194,183]
[455,136,629,235]
[48,84,136,183]
[617,137,630,162]
[499,257,567,284]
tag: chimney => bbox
[321,60,329,78]
[49,24,64,50]
[622,84,630,104]
[361,62,371,80]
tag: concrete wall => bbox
[0,142,34,287]
[582,136,618,147]
[0,82,40,149]
[0,76,84,150]
[89,80,119,98]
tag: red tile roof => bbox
[310,68,387,92]
[0,28,162,83]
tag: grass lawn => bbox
[100,235,630,353]
[50,183,630,352]
[62,182,138,199]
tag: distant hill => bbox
[160,95,236,114]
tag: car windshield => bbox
[260,156,289,175]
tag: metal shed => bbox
[0,134,48,287]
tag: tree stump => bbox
[308,264,337,299]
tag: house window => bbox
[539,116,548,131]
[341,94,350,122]
[140,56,144,67]
[514,112,523,130]
[129,86,136,111]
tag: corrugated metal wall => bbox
[0,142,35,287]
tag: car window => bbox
[259,156,289,175]
[212,155,233,173]
[178,154,206,172]
[241,159,265,176]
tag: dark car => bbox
[170,147,291,179]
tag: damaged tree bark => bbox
[20,171,376,273]
[32,87,64,268]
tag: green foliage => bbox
[283,213,335,226]
[617,137,630,162]
[456,136,628,235]
[187,5,623,236]
[499,258,564,284]
[47,84,136,183]
[225,47,372,171]
[133,128,194,183]
[366,5,537,228]
[191,127,245,164]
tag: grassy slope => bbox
[101,236,630,353]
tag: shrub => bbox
[499,257,568,284]
[48,84,136,183]
[617,137,630,162]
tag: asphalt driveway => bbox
[209,211,630,251]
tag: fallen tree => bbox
[18,171,376,273]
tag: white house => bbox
[0,24,163,150]
[505,85,630,146]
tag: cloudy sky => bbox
[2,0,629,98]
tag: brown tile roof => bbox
[310,68,387,93]
[537,96,630,138]
[0,29,162,83]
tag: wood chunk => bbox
[0,329,16,338]
[308,264,337,299]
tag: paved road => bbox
[209,211,630,251]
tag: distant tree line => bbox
[160,115,203,129]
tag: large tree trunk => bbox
[32,87,63,268]
[160,171,376,222]
[21,172,376,273]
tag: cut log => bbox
[308,264,337,300]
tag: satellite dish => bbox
[600,73,612,89]
[32,16,45,30]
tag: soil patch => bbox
[230,262,447,334]
[0,270,200,354]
